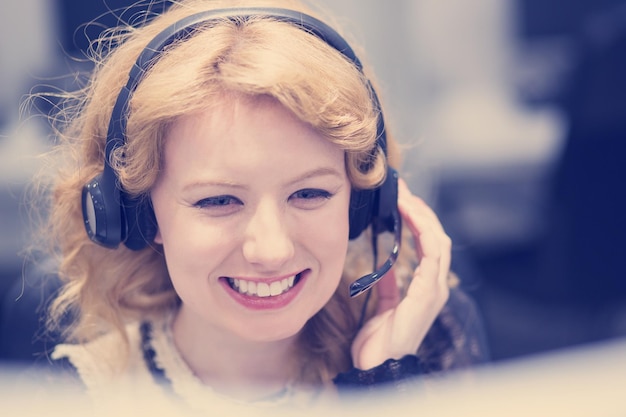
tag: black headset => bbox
[81,7,401,297]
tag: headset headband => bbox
[105,8,386,183]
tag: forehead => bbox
[159,95,346,180]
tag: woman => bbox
[39,0,488,409]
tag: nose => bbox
[242,199,294,270]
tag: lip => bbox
[219,270,308,310]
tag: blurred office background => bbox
[1,0,625,363]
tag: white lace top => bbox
[51,317,322,413]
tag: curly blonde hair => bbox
[37,0,412,386]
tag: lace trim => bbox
[139,320,317,408]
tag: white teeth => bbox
[269,281,282,296]
[229,274,299,297]
[257,282,270,297]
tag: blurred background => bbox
[1,0,625,365]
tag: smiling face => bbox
[150,95,351,344]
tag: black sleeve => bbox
[333,354,426,393]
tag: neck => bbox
[171,306,300,401]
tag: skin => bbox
[150,94,451,396]
[151,95,352,397]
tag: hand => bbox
[350,179,451,370]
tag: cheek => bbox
[302,198,351,273]
[154,211,233,277]
[159,226,234,302]
[162,223,230,258]
[315,226,349,301]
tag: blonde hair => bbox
[39,0,411,386]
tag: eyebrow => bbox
[285,166,345,186]
[182,179,245,193]
[181,166,345,192]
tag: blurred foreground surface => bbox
[1,336,625,416]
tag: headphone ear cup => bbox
[348,188,375,240]
[372,168,399,234]
[82,173,124,248]
[122,195,157,250]
[348,168,399,240]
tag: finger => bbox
[397,179,451,268]
[375,268,400,314]
[396,180,452,299]
[404,224,447,302]
[397,188,441,260]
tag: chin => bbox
[233,319,306,343]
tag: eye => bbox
[290,188,333,209]
[291,188,332,200]
[194,195,243,215]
